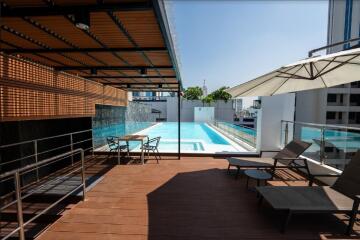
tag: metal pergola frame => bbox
[0,0,183,159]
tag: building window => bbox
[327,94,337,103]
[350,94,360,106]
[351,81,360,88]
[326,112,336,120]
[349,112,360,124]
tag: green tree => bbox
[201,95,214,106]
[183,86,203,100]
[209,86,232,102]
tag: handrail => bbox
[0,129,92,149]
[0,149,82,179]
[281,120,360,131]
[0,148,86,240]
[0,129,94,178]
[308,36,360,57]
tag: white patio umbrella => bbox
[226,47,360,97]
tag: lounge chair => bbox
[256,150,360,234]
[227,140,312,179]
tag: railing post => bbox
[14,171,25,240]
[284,122,289,146]
[91,129,95,157]
[320,127,325,164]
[70,134,74,165]
[34,140,39,181]
[81,150,86,201]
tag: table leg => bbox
[141,140,144,165]
[117,146,120,165]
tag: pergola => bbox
[0,0,182,157]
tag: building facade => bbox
[296,0,360,126]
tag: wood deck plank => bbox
[37,156,360,240]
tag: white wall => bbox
[194,107,215,122]
[258,93,295,151]
[166,97,236,122]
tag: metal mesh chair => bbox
[106,136,128,157]
[142,137,161,163]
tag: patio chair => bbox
[141,137,161,163]
[227,140,312,179]
[106,136,128,157]
[256,150,360,234]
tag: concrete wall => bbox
[194,107,215,122]
[166,97,235,122]
[135,101,167,119]
[257,93,295,151]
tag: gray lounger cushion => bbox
[256,186,357,212]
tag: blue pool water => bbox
[143,122,230,145]
[136,122,242,152]
[93,122,154,147]
[94,122,245,152]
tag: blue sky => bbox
[171,0,328,106]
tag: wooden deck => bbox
[36,156,359,240]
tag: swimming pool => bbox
[135,122,247,153]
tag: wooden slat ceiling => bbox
[0,0,181,91]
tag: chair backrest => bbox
[332,150,360,199]
[273,140,312,165]
[106,136,118,150]
[148,137,161,148]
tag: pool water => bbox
[135,122,246,153]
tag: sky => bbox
[170,0,329,107]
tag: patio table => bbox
[117,135,148,165]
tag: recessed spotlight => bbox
[140,68,147,76]
[90,68,97,75]
[74,11,90,31]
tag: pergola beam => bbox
[84,75,176,79]
[103,82,179,86]
[0,2,152,17]
[55,66,173,71]
[3,47,167,54]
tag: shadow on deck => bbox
[33,156,360,240]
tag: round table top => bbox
[244,169,272,180]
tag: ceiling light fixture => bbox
[140,68,147,76]
[90,68,97,75]
[74,11,90,31]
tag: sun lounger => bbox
[257,150,360,234]
[227,140,312,179]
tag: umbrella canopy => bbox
[226,48,360,97]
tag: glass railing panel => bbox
[280,120,360,171]
[280,121,294,148]
[297,125,321,162]
[322,127,360,170]
[211,121,257,149]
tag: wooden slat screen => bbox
[0,53,127,121]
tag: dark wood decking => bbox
[36,156,359,240]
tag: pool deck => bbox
[37,156,359,240]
